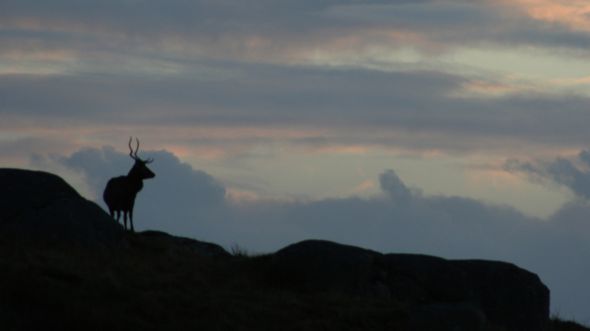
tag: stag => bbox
[103,137,155,232]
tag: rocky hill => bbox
[0,168,123,245]
[0,168,588,331]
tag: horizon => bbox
[2,0,590,324]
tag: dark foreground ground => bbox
[0,231,587,331]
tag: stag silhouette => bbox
[103,137,155,232]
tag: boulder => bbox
[0,168,123,245]
[271,239,384,295]
[270,239,550,331]
[452,259,550,331]
[381,254,550,330]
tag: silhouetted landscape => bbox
[1,168,589,331]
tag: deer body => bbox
[103,138,155,232]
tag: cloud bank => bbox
[4,63,590,159]
[4,0,590,162]
[3,0,590,62]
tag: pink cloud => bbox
[505,0,590,31]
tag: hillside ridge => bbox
[0,168,587,330]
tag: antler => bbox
[128,137,153,163]
[134,137,140,157]
[128,137,140,160]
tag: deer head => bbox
[128,137,155,180]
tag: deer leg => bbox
[129,208,135,233]
[123,211,129,231]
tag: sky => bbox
[2,0,590,323]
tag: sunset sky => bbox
[3,0,590,322]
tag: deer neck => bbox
[127,169,145,190]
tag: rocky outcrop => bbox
[382,254,550,331]
[271,240,550,331]
[0,168,230,256]
[0,168,123,245]
[137,230,230,258]
[0,169,553,330]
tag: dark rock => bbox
[453,259,550,331]
[0,168,124,245]
[137,230,230,258]
[270,239,550,331]
[381,254,550,330]
[407,302,487,331]
[379,253,466,304]
[272,240,384,295]
[0,169,553,330]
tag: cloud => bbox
[0,137,75,164]
[5,1,590,159]
[45,146,536,256]
[379,169,412,202]
[4,62,590,157]
[0,64,466,120]
[4,0,590,68]
[509,0,590,32]
[505,150,590,199]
